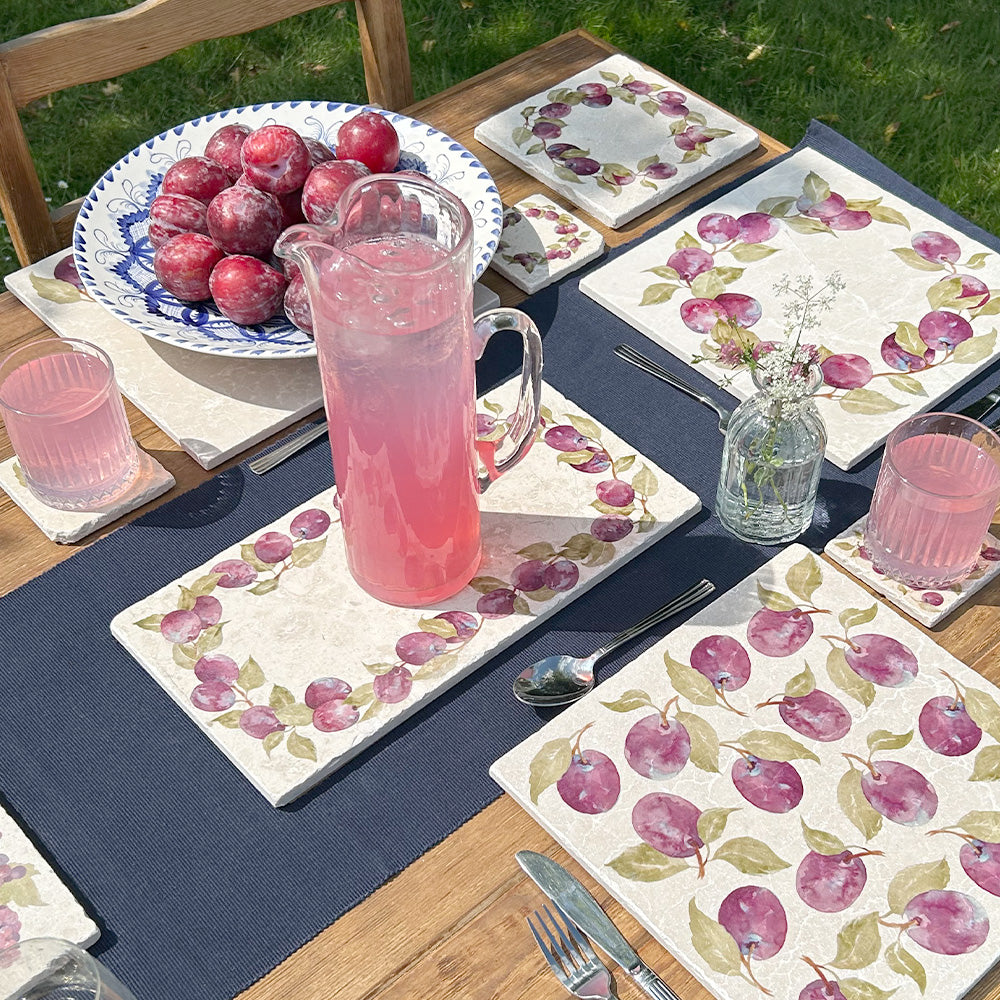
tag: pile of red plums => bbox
[150,110,401,334]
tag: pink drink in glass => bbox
[865,413,1000,588]
[314,232,481,605]
[0,339,138,509]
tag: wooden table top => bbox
[2,27,999,1000]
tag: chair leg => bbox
[354,0,413,110]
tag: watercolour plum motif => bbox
[528,723,621,815]
[795,819,882,913]
[511,69,732,196]
[822,602,918,688]
[713,885,788,994]
[918,671,983,756]
[723,731,816,814]
[498,201,593,274]
[747,551,830,657]
[756,663,852,743]
[0,832,46,948]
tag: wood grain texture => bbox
[3,28,999,1000]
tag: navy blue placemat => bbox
[2,121,999,1000]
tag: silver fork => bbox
[248,420,329,474]
[615,343,732,433]
[528,903,618,999]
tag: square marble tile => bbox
[111,378,701,806]
[474,54,759,228]
[825,515,1000,626]
[580,146,1000,470]
[0,803,99,948]
[493,543,1000,1000]
[0,449,174,543]
[491,197,605,293]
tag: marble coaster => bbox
[491,197,605,293]
[474,53,759,228]
[111,378,701,806]
[580,146,1000,470]
[825,515,1000,626]
[0,449,174,543]
[0,802,99,950]
[493,543,1000,1000]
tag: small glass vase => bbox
[716,366,827,544]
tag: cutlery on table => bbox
[614,343,733,433]
[517,850,682,1000]
[959,386,1000,424]
[528,901,619,999]
[248,420,329,474]
[512,579,715,706]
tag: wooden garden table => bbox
[1,27,998,1000]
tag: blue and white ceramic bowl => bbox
[73,101,503,359]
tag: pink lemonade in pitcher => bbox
[0,346,138,508]
[313,231,482,605]
[865,429,1000,587]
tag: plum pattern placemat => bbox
[493,544,1000,1000]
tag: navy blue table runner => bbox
[2,121,999,1000]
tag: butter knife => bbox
[516,850,681,1000]
[960,387,1000,423]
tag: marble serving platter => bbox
[474,54,759,229]
[493,544,1000,1000]
[0,802,99,949]
[825,516,1000,627]
[580,146,1000,470]
[111,378,700,806]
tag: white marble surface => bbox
[580,147,1000,470]
[474,54,759,228]
[493,544,1000,1000]
[490,196,605,293]
[825,516,1000,626]
[0,449,174,543]
[111,378,701,806]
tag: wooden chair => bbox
[0,0,413,266]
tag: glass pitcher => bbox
[276,175,543,607]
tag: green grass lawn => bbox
[2,0,999,278]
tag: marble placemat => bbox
[0,802,99,949]
[493,543,1000,1000]
[474,54,759,229]
[0,450,174,544]
[110,378,701,806]
[825,515,1000,627]
[580,145,1000,470]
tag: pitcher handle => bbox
[473,308,544,493]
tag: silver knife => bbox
[960,387,1000,423]
[516,850,681,1000]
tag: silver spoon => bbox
[615,343,733,433]
[513,579,715,706]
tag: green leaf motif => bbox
[269,684,295,710]
[582,541,615,568]
[868,205,910,229]
[691,270,726,300]
[890,247,945,272]
[238,656,265,692]
[964,687,1000,742]
[172,644,196,670]
[177,586,197,611]
[554,163,584,184]
[927,275,965,311]
[800,818,846,856]
[756,196,795,217]
[712,837,790,874]
[785,214,833,236]
[287,731,317,761]
[631,464,659,497]
[676,710,720,772]
[644,264,682,280]
[418,615,458,639]
[970,744,1000,781]
[688,898,744,977]
[757,581,797,612]
[188,572,223,596]
[241,542,274,572]
[697,806,740,845]
[601,689,653,712]
[275,702,314,727]
[785,662,816,698]
[840,389,904,415]
[135,614,164,631]
[637,510,656,532]
[886,374,926,396]
[291,538,327,568]
[728,242,779,262]
[616,454,636,472]
[887,858,949,914]
[892,321,928,357]
[885,941,926,993]
[29,272,84,303]
[262,729,285,756]
[955,810,1000,841]
[345,682,375,707]
[952,329,997,364]
[196,623,224,655]
[827,646,875,707]
[738,729,820,763]
[512,594,533,615]
[838,977,899,1000]
[716,266,745,283]
[469,575,510,594]
[971,298,1000,319]
[413,651,460,680]
[637,154,660,172]
[966,252,991,269]
[829,912,881,970]
[566,413,602,441]
[839,767,883,840]
[0,875,43,907]
[529,738,572,804]
[511,125,532,146]
[211,709,244,729]
[866,728,913,754]
[664,651,717,706]
[249,578,280,596]
[786,551,823,603]
[606,844,690,881]
[803,171,831,204]
[561,533,597,561]
[680,148,704,164]
[686,111,707,126]
[640,282,681,306]
[518,541,558,561]
[599,69,619,82]
[557,449,597,468]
